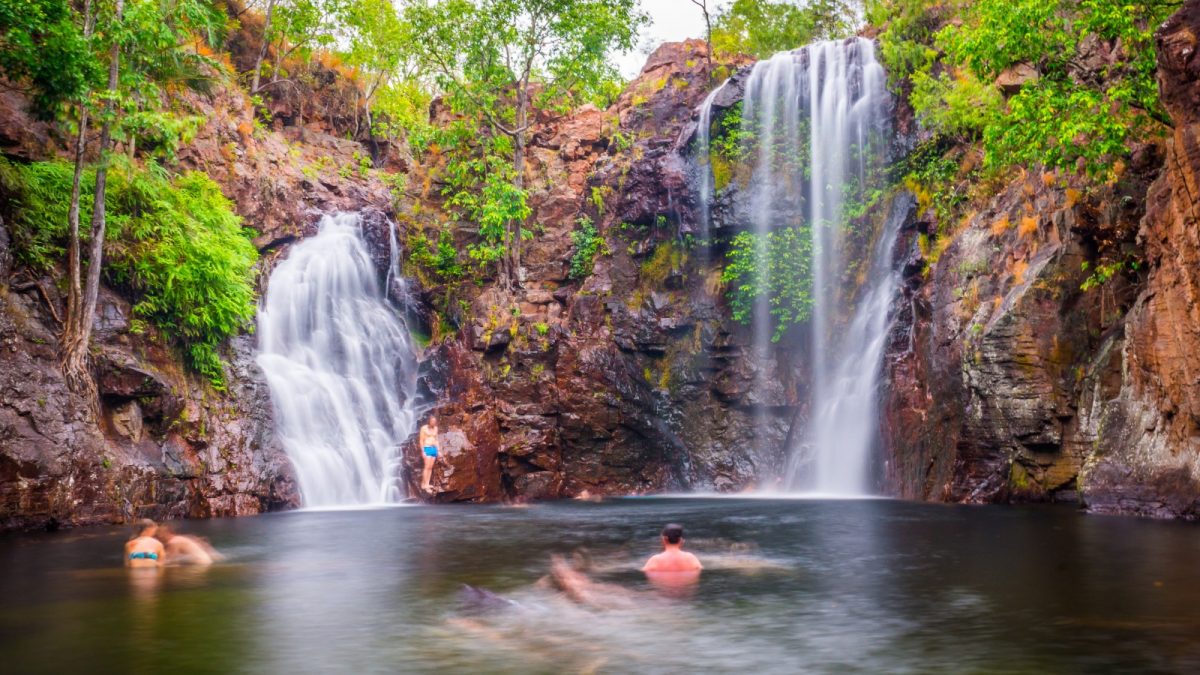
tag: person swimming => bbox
[642,524,703,573]
[156,524,222,565]
[124,519,166,567]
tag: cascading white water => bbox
[256,212,418,507]
[733,38,892,495]
[694,80,727,241]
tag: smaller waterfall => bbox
[694,80,727,240]
[257,212,418,507]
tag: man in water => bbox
[156,524,222,565]
[642,523,703,573]
[419,415,441,493]
[124,518,166,567]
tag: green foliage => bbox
[397,0,645,282]
[721,226,814,342]
[410,227,464,281]
[0,0,96,118]
[569,215,603,279]
[897,139,968,225]
[406,0,646,115]
[875,0,1177,179]
[867,0,940,82]
[1,158,257,388]
[0,158,83,270]
[908,69,1002,141]
[711,0,858,59]
[709,101,754,163]
[1081,256,1140,292]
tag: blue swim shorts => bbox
[423,446,438,457]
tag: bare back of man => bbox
[642,548,703,573]
[642,523,702,573]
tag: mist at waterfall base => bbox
[256,212,418,507]
[695,39,893,495]
[5,498,1200,673]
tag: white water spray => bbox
[734,39,893,495]
[257,212,418,507]
[694,80,727,240]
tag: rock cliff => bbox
[881,0,1200,518]
[4,2,1200,527]
[0,55,390,529]
[403,41,795,501]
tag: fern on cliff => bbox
[1,157,257,388]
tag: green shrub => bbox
[410,227,464,281]
[569,215,604,280]
[721,226,814,341]
[1,158,258,388]
[875,0,1175,179]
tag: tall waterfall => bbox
[256,212,418,507]
[726,38,892,494]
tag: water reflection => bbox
[2,499,1200,673]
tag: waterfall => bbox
[256,212,419,507]
[694,80,727,241]
[731,39,892,495]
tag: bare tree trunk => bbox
[509,86,528,290]
[64,0,95,344]
[689,0,713,67]
[63,0,124,401]
[251,0,275,93]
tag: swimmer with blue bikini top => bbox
[124,518,166,568]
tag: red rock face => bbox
[400,41,791,503]
[0,284,299,530]
[1076,1,1200,517]
[882,0,1200,518]
[0,55,394,530]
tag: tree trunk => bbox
[64,0,95,350]
[62,0,124,401]
[65,111,89,334]
[510,86,528,290]
[251,0,275,93]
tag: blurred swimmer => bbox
[156,524,223,565]
[125,519,165,567]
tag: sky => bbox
[613,0,711,79]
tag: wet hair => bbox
[661,523,684,545]
[132,518,157,538]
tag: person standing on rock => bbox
[419,415,441,493]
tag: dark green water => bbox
[2,498,1199,673]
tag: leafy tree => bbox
[404,0,646,288]
[711,0,859,59]
[873,0,1178,178]
[3,157,258,388]
[0,0,96,118]
[45,0,226,398]
[250,0,340,93]
[339,0,420,138]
